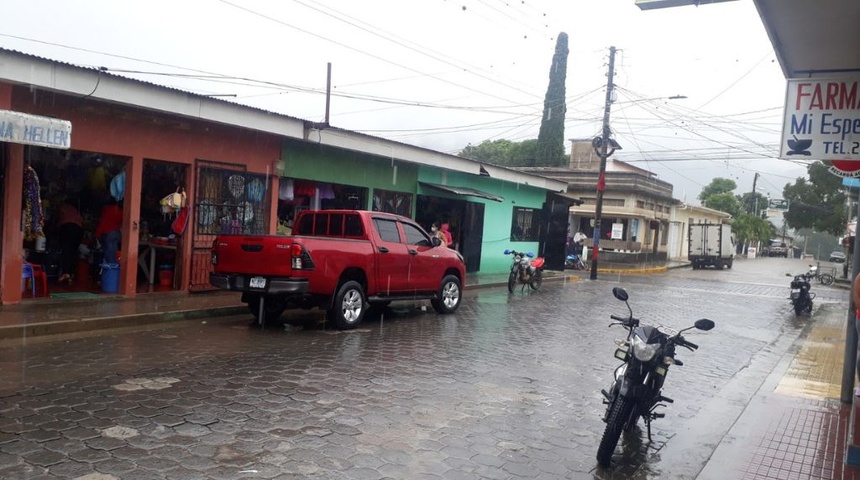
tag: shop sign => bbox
[0,109,71,149]
[611,223,623,240]
[781,78,860,160]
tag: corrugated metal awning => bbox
[419,182,504,202]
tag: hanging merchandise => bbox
[228,174,245,199]
[247,178,265,203]
[159,187,187,217]
[110,170,126,201]
[171,206,190,236]
[278,178,294,200]
[22,165,45,241]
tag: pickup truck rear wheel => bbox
[246,296,286,326]
[431,275,461,314]
[328,280,366,330]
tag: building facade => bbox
[0,49,567,305]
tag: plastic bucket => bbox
[100,263,120,293]
[158,265,174,287]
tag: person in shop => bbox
[430,222,448,248]
[441,222,454,248]
[56,200,84,284]
[95,197,123,265]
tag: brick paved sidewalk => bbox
[699,302,860,480]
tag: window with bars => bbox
[511,207,539,241]
[195,167,268,235]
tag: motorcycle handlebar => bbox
[678,337,698,350]
[610,315,627,322]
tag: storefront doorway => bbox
[416,195,484,273]
[191,160,270,291]
[139,159,188,292]
[24,147,128,299]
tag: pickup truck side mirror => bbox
[432,237,442,247]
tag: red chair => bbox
[21,262,48,298]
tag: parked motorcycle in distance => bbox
[565,253,589,271]
[504,249,545,293]
[596,287,715,468]
[786,272,815,315]
[805,264,834,286]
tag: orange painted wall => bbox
[2,84,283,303]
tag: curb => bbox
[0,306,248,342]
[1,264,678,340]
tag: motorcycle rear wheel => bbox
[507,272,517,294]
[597,397,634,467]
[528,270,543,290]
[819,274,834,286]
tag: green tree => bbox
[459,139,539,166]
[535,32,568,166]
[698,178,737,203]
[783,161,846,236]
[703,192,741,218]
[738,191,769,216]
[732,213,776,249]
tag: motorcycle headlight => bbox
[631,335,659,362]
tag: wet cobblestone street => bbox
[0,258,850,479]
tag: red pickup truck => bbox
[209,210,466,329]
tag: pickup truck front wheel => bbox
[328,280,366,330]
[431,275,462,314]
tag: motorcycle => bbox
[565,253,588,270]
[504,249,545,293]
[596,287,715,467]
[786,272,815,315]
[805,264,834,286]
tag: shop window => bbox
[196,167,268,235]
[661,222,668,245]
[511,207,538,242]
[372,189,412,217]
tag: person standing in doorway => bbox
[430,222,448,248]
[96,198,123,264]
[441,222,454,249]
[57,200,84,283]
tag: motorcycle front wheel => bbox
[528,270,543,290]
[507,272,517,294]
[597,397,635,467]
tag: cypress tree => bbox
[536,33,569,166]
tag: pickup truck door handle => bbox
[377,246,389,253]
[408,249,417,255]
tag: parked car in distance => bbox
[829,251,846,263]
[767,240,788,258]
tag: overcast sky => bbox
[1,0,806,203]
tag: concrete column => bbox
[119,156,143,296]
[1,143,25,304]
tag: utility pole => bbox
[751,172,759,215]
[590,46,617,280]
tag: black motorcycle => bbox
[786,273,814,315]
[596,287,715,467]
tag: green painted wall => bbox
[418,169,546,274]
[280,140,551,275]
[281,141,418,212]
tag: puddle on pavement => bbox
[775,323,844,399]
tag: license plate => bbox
[249,276,266,289]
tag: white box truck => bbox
[689,223,734,270]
